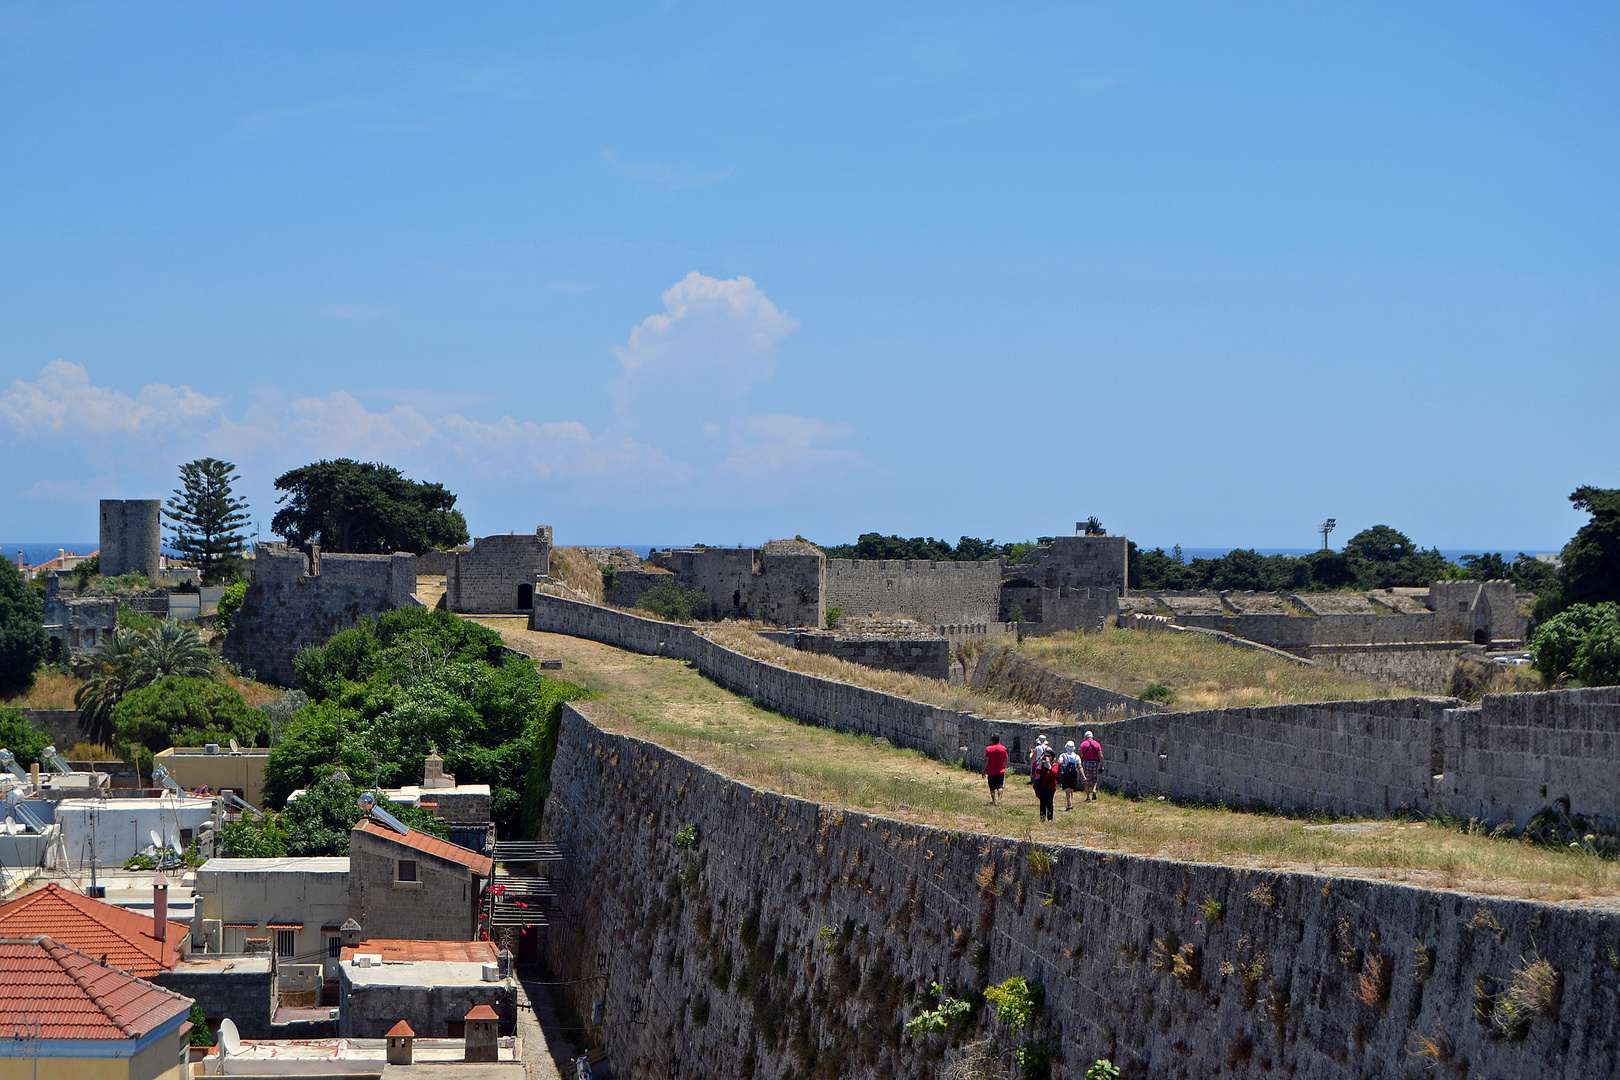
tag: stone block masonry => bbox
[825,558,1002,625]
[99,498,161,578]
[759,628,952,681]
[445,527,552,614]
[541,705,1620,1080]
[223,543,418,686]
[968,646,1164,720]
[649,540,823,627]
[530,593,1618,831]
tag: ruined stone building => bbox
[444,527,553,614]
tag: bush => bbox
[1572,608,1620,686]
[600,566,617,592]
[1530,603,1616,682]
[0,707,50,767]
[1139,683,1174,704]
[636,578,706,621]
[111,676,266,771]
[215,579,249,632]
[825,605,843,630]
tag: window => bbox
[276,929,296,958]
[397,860,418,882]
[327,936,342,959]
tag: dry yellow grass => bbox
[549,547,606,604]
[1016,628,1420,709]
[701,624,1056,722]
[476,619,1620,903]
[2,670,82,710]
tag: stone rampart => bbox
[1301,642,1477,694]
[446,527,552,614]
[967,646,1163,721]
[825,558,1002,625]
[649,542,823,627]
[759,629,951,681]
[541,705,1620,1080]
[1005,534,1128,595]
[528,594,1615,828]
[223,544,418,686]
[1440,686,1620,828]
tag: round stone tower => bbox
[99,499,162,578]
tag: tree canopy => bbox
[818,533,1043,564]
[220,768,448,858]
[1559,486,1620,609]
[75,620,214,744]
[261,607,585,840]
[271,459,470,554]
[164,458,251,584]
[1530,602,1620,686]
[0,559,49,698]
[111,675,266,771]
[1129,527,1451,593]
[0,707,50,767]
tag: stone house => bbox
[348,820,493,942]
[337,939,514,1038]
[445,527,554,614]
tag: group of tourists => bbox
[982,731,1104,820]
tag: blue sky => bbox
[2,2,1615,553]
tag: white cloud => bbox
[284,392,438,457]
[722,413,858,476]
[0,360,220,436]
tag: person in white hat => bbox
[1058,740,1083,810]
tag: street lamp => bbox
[1319,519,1336,552]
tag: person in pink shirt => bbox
[1078,730,1105,802]
[983,738,1009,804]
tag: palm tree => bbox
[74,621,215,743]
[131,620,213,682]
[74,631,143,744]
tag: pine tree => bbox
[164,458,251,584]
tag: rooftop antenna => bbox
[1319,518,1337,552]
[357,791,411,836]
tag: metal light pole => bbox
[1319,519,1336,551]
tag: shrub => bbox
[1572,608,1620,686]
[0,558,48,698]
[984,975,1043,1029]
[215,579,249,632]
[112,676,266,772]
[825,605,842,629]
[674,824,698,850]
[0,707,50,767]
[1085,1062,1121,1080]
[905,982,972,1037]
[636,578,705,621]
[1530,603,1615,681]
[600,566,617,592]
[1139,682,1174,704]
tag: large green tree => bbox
[111,675,267,770]
[74,621,214,743]
[271,460,469,554]
[0,560,49,698]
[164,458,252,584]
[1560,486,1620,609]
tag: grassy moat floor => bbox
[475,618,1620,905]
[1015,627,1419,710]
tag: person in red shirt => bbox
[1078,730,1105,802]
[983,738,1009,804]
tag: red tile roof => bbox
[0,885,186,978]
[341,940,499,964]
[465,1004,498,1021]
[0,937,192,1040]
[354,820,494,877]
[387,1020,415,1037]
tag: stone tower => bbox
[99,499,161,578]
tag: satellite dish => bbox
[169,833,184,855]
[219,1018,240,1058]
[229,738,239,754]
[149,829,163,851]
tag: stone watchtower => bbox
[99,499,161,578]
[463,1005,499,1062]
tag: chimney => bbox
[341,918,362,949]
[153,872,169,945]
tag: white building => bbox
[193,857,351,979]
[53,796,218,872]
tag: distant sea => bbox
[4,542,99,566]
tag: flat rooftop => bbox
[169,953,272,974]
[198,857,350,874]
[159,746,271,757]
[342,958,504,988]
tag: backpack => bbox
[1060,759,1079,784]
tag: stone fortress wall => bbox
[223,543,418,686]
[542,705,1620,1080]
[529,592,1619,830]
[758,627,952,681]
[445,526,553,614]
[824,558,1003,625]
[99,498,161,578]
[646,540,824,628]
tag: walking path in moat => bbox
[474,617,1620,906]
